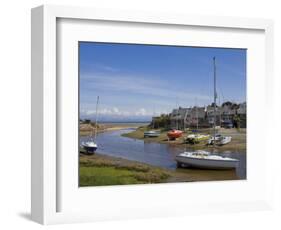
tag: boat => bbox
[184,100,210,144]
[185,133,210,144]
[81,141,97,153]
[175,57,239,170]
[175,150,239,169]
[219,136,232,145]
[208,134,222,144]
[208,134,232,145]
[208,57,232,146]
[167,129,183,140]
[144,130,160,138]
[82,96,99,154]
[167,102,184,140]
[144,107,161,137]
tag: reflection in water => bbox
[80,128,246,179]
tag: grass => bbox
[79,153,239,186]
[80,167,141,186]
[79,154,171,186]
[121,126,183,144]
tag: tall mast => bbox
[94,96,99,140]
[152,106,155,129]
[176,97,179,130]
[213,57,217,146]
[218,95,221,127]
[196,97,198,130]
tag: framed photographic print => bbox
[78,42,247,186]
[31,5,274,224]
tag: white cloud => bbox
[83,106,153,118]
[112,107,119,114]
[135,108,147,116]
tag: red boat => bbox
[167,129,183,140]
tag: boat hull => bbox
[175,155,239,169]
[167,130,183,140]
[144,131,160,138]
[82,145,97,154]
[185,135,209,144]
[219,136,232,145]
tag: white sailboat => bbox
[185,100,209,144]
[208,57,232,146]
[82,96,99,154]
[208,134,232,145]
[175,150,239,169]
[175,57,238,169]
[144,106,161,138]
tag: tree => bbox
[233,114,241,129]
[83,119,91,124]
[150,114,171,130]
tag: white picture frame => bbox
[31,5,274,225]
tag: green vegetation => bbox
[80,167,141,186]
[233,114,241,129]
[79,153,239,186]
[79,154,171,186]
[149,114,171,130]
[121,126,185,144]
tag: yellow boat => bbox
[185,134,210,144]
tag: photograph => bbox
[79,42,247,187]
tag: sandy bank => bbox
[80,123,145,136]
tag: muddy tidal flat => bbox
[79,153,239,187]
[79,124,246,187]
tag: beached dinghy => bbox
[82,96,99,154]
[185,134,210,144]
[218,136,232,145]
[208,134,232,145]
[175,151,239,169]
[167,129,183,140]
[144,130,160,138]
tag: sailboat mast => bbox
[196,97,198,130]
[176,97,179,130]
[213,57,217,146]
[94,96,99,140]
[152,106,155,129]
[218,95,221,127]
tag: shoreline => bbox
[79,152,239,187]
[80,123,144,136]
[122,126,246,153]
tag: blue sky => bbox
[79,42,246,122]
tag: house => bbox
[185,106,207,128]
[169,101,246,130]
[237,102,246,115]
[237,102,247,128]
[170,107,190,130]
[220,101,239,125]
[206,104,221,126]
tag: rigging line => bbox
[216,74,225,104]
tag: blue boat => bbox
[144,130,160,138]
